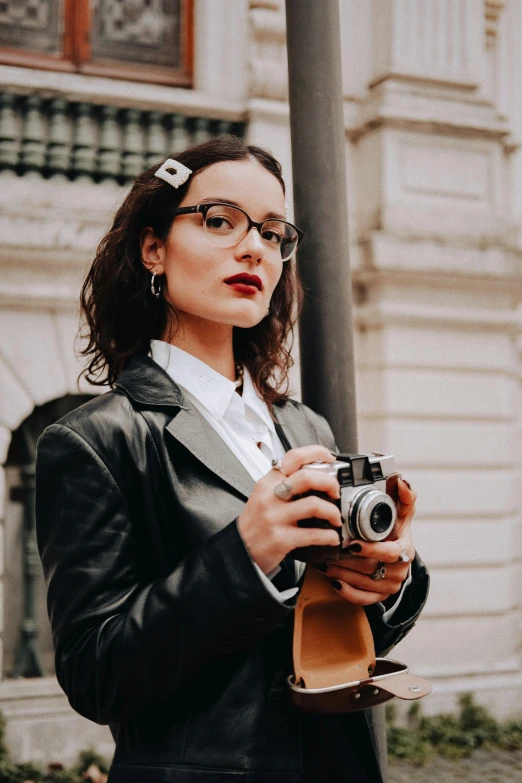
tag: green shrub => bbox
[386,725,434,766]
[387,692,522,765]
[74,748,110,776]
[500,719,522,751]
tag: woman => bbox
[36,136,428,783]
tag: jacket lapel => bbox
[116,356,322,501]
[165,404,256,500]
[116,355,255,500]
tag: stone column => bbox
[347,0,522,716]
[246,1,293,190]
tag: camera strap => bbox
[290,566,431,712]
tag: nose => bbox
[234,226,265,263]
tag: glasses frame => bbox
[173,202,304,261]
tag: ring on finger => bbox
[371,562,386,580]
[271,458,287,475]
[273,480,293,502]
[397,542,410,563]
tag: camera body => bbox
[292,452,397,563]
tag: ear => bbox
[140,227,166,274]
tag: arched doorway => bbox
[4,394,93,679]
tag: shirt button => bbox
[252,617,265,629]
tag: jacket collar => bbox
[115,354,186,408]
[115,354,316,500]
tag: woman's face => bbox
[143,158,287,331]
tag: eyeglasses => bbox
[173,202,303,262]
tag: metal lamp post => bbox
[285,0,388,778]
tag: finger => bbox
[337,555,380,575]
[397,498,416,518]
[284,495,342,528]
[343,538,413,563]
[280,468,340,501]
[290,526,341,551]
[340,559,409,580]
[397,477,417,504]
[328,580,388,606]
[280,445,335,477]
[321,564,406,594]
[386,475,417,506]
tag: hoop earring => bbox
[150,272,162,299]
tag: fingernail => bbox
[330,580,342,591]
[347,543,362,553]
[314,563,328,572]
[401,478,412,489]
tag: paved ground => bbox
[389,749,522,783]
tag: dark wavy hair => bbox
[79,135,303,408]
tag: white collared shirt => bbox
[150,340,409,617]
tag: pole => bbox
[285,0,388,778]
[285,0,357,453]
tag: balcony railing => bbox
[0,92,246,184]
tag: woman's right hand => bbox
[237,445,342,575]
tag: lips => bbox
[224,273,263,291]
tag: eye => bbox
[204,205,242,234]
[261,226,284,245]
[206,214,235,232]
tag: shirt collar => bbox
[241,367,276,434]
[149,340,275,434]
[150,340,236,420]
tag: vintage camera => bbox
[293,453,398,563]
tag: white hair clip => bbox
[155,158,192,189]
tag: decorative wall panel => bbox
[0,0,61,54]
[91,0,182,68]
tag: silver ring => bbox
[398,543,410,563]
[273,480,293,502]
[271,458,286,475]
[371,562,386,581]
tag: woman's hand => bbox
[238,445,342,575]
[315,476,417,606]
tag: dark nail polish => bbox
[347,543,362,553]
[331,580,342,591]
[314,563,328,572]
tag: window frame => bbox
[0,0,193,87]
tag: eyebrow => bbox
[198,197,286,222]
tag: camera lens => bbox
[347,489,397,542]
[370,503,393,533]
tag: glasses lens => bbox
[204,205,247,246]
[261,220,299,261]
[203,205,299,260]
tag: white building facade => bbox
[0,0,520,764]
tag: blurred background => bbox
[0,0,520,770]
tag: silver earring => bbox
[150,272,162,298]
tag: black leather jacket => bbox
[36,355,429,783]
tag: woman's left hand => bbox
[315,476,417,606]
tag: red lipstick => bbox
[224,273,263,294]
